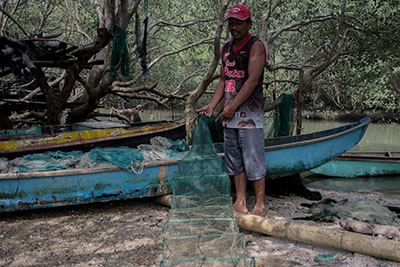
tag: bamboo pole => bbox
[153,194,400,262]
[235,212,400,262]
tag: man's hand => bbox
[196,104,214,118]
[216,103,236,122]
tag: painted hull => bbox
[0,119,186,159]
[0,161,179,213]
[311,151,400,178]
[0,117,370,212]
[263,117,370,178]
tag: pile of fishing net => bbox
[161,116,255,266]
[0,136,188,173]
[302,198,400,226]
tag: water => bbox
[140,109,184,122]
[140,111,400,153]
[302,119,400,199]
[140,110,400,198]
[302,119,400,152]
[303,175,400,200]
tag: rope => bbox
[130,161,144,174]
[135,0,149,75]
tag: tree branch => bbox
[0,5,28,36]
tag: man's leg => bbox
[232,172,248,214]
[251,177,265,216]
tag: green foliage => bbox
[1,0,399,122]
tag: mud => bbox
[1,189,399,267]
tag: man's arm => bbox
[217,40,266,121]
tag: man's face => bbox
[228,18,252,40]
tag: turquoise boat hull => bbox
[0,117,370,212]
[264,117,370,178]
[0,161,179,213]
[311,151,400,178]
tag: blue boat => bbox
[0,117,370,212]
[311,151,400,178]
[264,117,370,178]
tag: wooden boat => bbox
[0,117,370,212]
[0,118,186,159]
[311,151,400,178]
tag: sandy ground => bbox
[1,188,400,267]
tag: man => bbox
[196,4,267,216]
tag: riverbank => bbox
[1,188,399,266]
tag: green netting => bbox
[17,150,83,172]
[171,174,230,197]
[167,205,234,220]
[1,137,188,173]
[164,218,239,238]
[308,198,400,226]
[186,116,219,158]
[205,94,295,143]
[105,26,130,80]
[170,196,233,210]
[205,116,224,143]
[162,233,249,262]
[161,256,255,267]
[265,93,295,138]
[161,92,295,264]
[161,116,255,266]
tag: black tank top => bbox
[222,35,265,128]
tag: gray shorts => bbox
[224,128,266,181]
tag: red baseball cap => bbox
[227,4,251,21]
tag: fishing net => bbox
[265,93,295,138]
[161,116,255,267]
[205,93,295,143]
[307,198,400,226]
[0,137,188,173]
[105,26,130,79]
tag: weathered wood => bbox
[0,47,15,57]
[0,36,26,50]
[21,32,63,40]
[22,53,38,74]
[340,220,400,239]
[85,59,105,66]
[38,40,67,50]
[0,98,83,110]
[32,59,76,68]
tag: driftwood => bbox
[0,34,105,72]
[340,220,400,239]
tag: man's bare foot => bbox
[233,202,248,214]
[250,206,265,217]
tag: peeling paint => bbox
[0,121,183,154]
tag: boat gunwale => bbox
[336,151,400,162]
[264,117,369,151]
[0,118,184,141]
[0,118,370,180]
[0,120,185,154]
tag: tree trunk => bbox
[184,0,230,140]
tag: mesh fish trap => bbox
[161,116,255,266]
